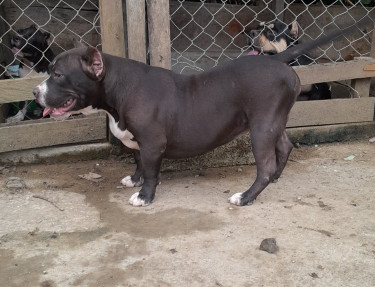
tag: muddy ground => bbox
[0,140,374,287]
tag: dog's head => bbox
[33,46,105,120]
[246,20,299,55]
[11,25,54,72]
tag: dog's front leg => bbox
[121,150,144,187]
[128,146,164,207]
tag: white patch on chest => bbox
[71,107,139,150]
[107,114,140,150]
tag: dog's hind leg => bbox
[229,128,278,206]
[121,150,144,187]
[273,130,293,182]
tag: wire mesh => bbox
[170,0,375,74]
[1,0,375,125]
[0,0,100,123]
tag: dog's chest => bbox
[73,106,139,150]
[107,114,140,150]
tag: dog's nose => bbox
[249,30,258,38]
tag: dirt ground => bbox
[1,140,374,287]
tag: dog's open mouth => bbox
[12,47,24,57]
[248,49,260,56]
[247,48,275,56]
[43,98,77,117]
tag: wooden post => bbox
[99,0,126,143]
[99,0,126,57]
[271,0,284,21]
[147,0,171,69]
[350,22,375,98]
[126,0,146,63]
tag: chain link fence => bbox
[170,0,375,75]
[0,0,100,123]
[1,0,374,125]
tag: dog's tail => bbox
[272,18,369,64]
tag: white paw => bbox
[128,192,149,207]
[6,109,26,123]
[121,175,136,187]
[228,193,243,206]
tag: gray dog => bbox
[33,23,358,207]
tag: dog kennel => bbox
[0,0,374,155]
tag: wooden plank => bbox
[147,0,171,69]
[0,76,47,104]
[351,78,372,98]
[364,64,375,71]
[0,115,107,153]
[287,98,375,128]
[0,58,373,105]
[350,56,374,98]
[293,58,375,86]
[99,0,125,57]
[126,0,146,63]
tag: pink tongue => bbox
[247,50,259,56]
[43,108,53,117]
[43,107,69,117]
[12,47,24,57]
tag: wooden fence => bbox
[0,0,375,154]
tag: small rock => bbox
[28,227,39,236]
[78,172,102,182]
[169,248,177,254]
[309,272,319,278]
[237,167,243,172]
[0,167,10,175]
[369,137,375,143]
[5,177,26,190]
[259,238,279,254]
[50,232,58,239]
[223,190,230,194]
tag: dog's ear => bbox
[289,21,298,39]
[81,46,104,81]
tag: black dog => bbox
[247,20,331,101]
[33,24,355,207]
[6,25,55,123]
[11,24,54,74]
